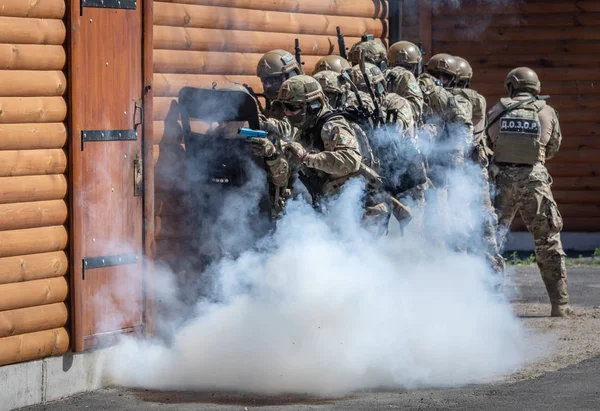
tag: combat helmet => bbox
[426,53,460,87]
[277,75,327,127]
[313,70,348,108]
[454,56,473,88]
[256,49,303,100]
[348,38,388,72]
[313,55,352,74]
[388,41,423,75]
[504,67,541,96]
[350,63,386,97]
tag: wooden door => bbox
[70,0,145,351]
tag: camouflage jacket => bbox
[385,66,424,123]
[418,73,474,165]
[259,102,295,142]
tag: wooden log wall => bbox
[0,0,69,366]
[403,0,600,233]
[152,0,388,269]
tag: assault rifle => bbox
[294,38,305,72]
[336,26,348,60]
[358,49,386,127]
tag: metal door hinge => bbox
[81,0,136,10]
[82,253,138,280]
[81,129,137,151]
[134,154,143,196]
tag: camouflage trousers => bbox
[471,165,505,277]
[493,164,569,305]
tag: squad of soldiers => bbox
[208,36,572,318]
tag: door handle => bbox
[134,101,143,131]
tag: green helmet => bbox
[313,70,347,108]
[348,39,388,71]
[388,41,422,67]
[504,67,541,96]
[313,55,352,74]
[350,63,386,97]
[277,75,326,127]
[426,53,460,87]
[256,49,302,100]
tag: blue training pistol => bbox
[238,127,268,139]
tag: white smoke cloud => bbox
[100,160,540,396]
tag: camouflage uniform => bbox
[418,72,474,249]
[350,63,427,230]
[488,77,571,314]
[256,49,302,142]
[278,75,391,234]
[385,66,424,123]
[259,107,294,142]
[453,86,505,275]
[418,73,474,182]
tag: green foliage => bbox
[593,248,600,265]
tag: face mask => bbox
[262,75,284,100]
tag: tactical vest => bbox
[493,97,546,165]
[299,111,383,203]
[307,109,378,169]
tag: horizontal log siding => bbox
[0,0,69,366]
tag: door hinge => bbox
[82,253,138,280]
[81,0,137,10]
[134,154,143,197]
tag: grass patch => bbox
[505,247,600,267]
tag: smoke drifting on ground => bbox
[103,160,539,396]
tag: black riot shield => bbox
[177,86,273,269]
[177,86,265,188]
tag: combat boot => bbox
[545,278,573,317]
[551,304,575,317]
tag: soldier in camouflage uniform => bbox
[255,49,302,141]
[312,70,377,168]
[487,67,573,316]
[275,75,392,234]
[386,41,425,122]
[313,55,352,75]
[418,54,474,249]
[451,56,505,277]
[349,39,423,124]
[349,63,427,230]
[420,53,474,181]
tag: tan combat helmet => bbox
[426,53,460,87]
[313,55,352,74]
[277,75,326,126]
[313,70,347,108]
[388,41,422,75]
[350,63,386,97]
[348,39,388,71]
[454,56,473,88]
[504,67,541,96]
[256,49,303,100]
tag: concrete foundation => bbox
[504,232,600,253]
[0,347,113,411]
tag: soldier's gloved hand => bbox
[247,137,276,158]
[283,142,307,162]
